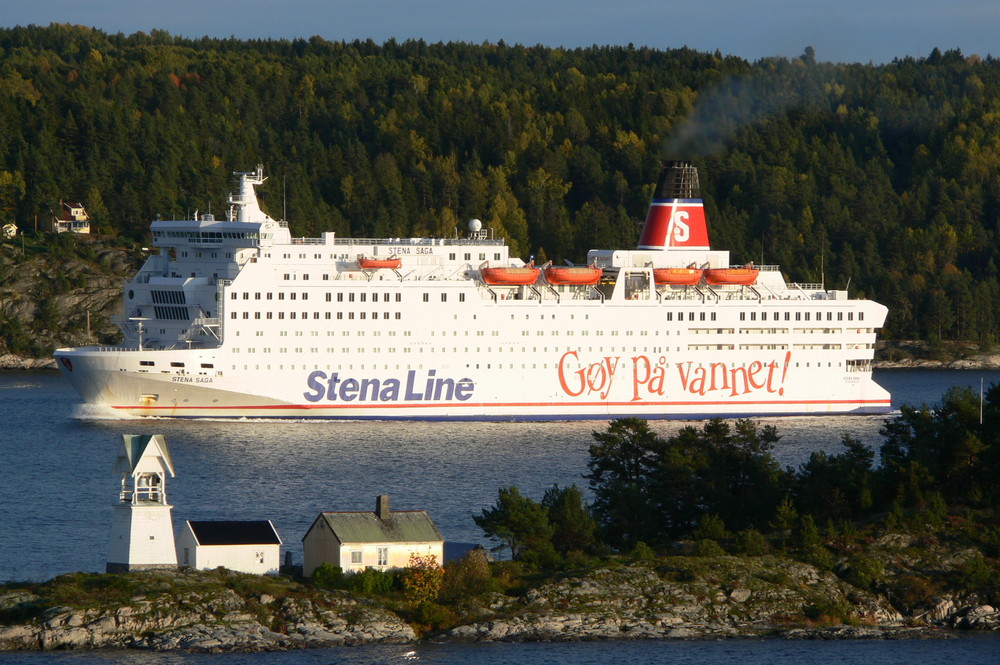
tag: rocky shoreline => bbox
[0,571,415,653]
[874,356,1000,370]
[2,561,997,653]
[0,355,56,371]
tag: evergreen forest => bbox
[3,25,1000,342]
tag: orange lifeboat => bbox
[481,266,540,285]
[358,256,401,270]
[704,266,759,286]
[653,267,703,286]
[544,266,602,285]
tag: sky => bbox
[4,0,1000,64]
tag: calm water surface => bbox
[0,636,999,665]
[2,368,999,663]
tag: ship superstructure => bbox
[55,163,890,419]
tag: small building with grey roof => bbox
[302,495,443,577]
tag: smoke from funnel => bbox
[664,71,810,160]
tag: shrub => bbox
[843,555,884,590]
[311,563,345,590]
[803,598,852,625]
[794,515,821,552]
[439,548,492,601]
[402,553,444,603]
[981,527,1000,558]
[958,553,995,594]
[410,600,459,631]
[520,540,563,570]
[732,529,770,556]
[349,567,397,595]
[693,514,728,542]
[695,539,726,557]
[629,541,656,561]
[804,546,835,571]
[922,492,947,528]
[888,574,939,613]
[487,560,526,591]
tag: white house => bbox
[176,520,283,575]
[46,200,91,234]
[106,434,177,573]
[302,495,443,577]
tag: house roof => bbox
[187,520,282,546]
[311,510,442,544]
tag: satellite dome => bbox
[468,218,483,233]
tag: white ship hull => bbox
[55,163,891,420]
[56,355,889,420]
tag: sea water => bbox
[2,368,999,663]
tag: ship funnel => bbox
[637,161,710,251]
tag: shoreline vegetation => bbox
[4,386,1000,652]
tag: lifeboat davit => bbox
[704,266,759,286]
[358,256,402,270]
[653,268,703,286]
[544,266,602,285]
[481,266,540,285]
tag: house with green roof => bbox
[302,495,443,577]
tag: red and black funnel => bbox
[637,161,710,251]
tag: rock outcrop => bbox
[2,556,997,652]
[442,556,912,642]
[0,571,414,653]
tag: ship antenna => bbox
[821,245,825,289]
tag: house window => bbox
[377,547,389,567]
[350,550,363,565]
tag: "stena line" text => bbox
[303,369,475,403]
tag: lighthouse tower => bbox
[106,434,178,573]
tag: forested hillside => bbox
[2,24,1000,343]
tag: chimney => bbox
[637,161,711,251]
[375,494,390,519]
[654,160,700,199]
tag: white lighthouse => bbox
[106,434,178,573]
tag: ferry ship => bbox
[54,162,891,419]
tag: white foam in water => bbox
[72,403,145,420]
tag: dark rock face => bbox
[0,236,138,361]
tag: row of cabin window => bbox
[138,360,214,368]
[273,251,504,263]
[233,291,466,303]
[665,311,864,323]
[232,311,402,320]
[234,291,413,303]
[228,343,865,357]
[739,311,863,322]
[666,312,717,322]
[232,346,675,356]
[231,360,850,372]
